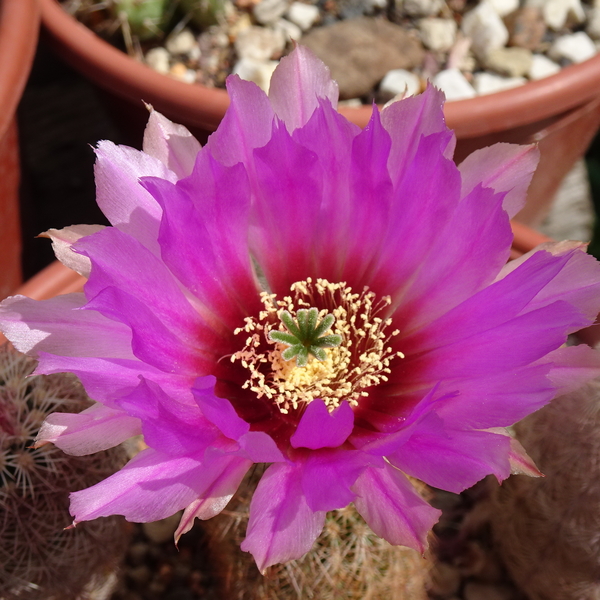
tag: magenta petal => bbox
[459,142,539,218]
[380,84,455,188]
[300,449,367,511]
[511,243,600,321]
[406,304,588,383]
[388,418,511,492]
[34,353,194,409]
[193,377,250,440]
[268,45,338,132]
[238,431,285,462]
[145,154,261,328]
[241,462,326,572]
[142,110,201,179]
[85,286,211,375]
[433,364,555,428]
[205,76,274,167]
[116,378,220,456]
[77,227,222,345]
[36,403,141,456]
[352,463,441,552]
[391,184,511,330]
[70,448,210,523]
[291,400,354,449]
[249,122,325,290]
[0,293,133,359]
[368,132,462,301]
[174,452,252,542]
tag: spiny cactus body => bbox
[489,375,600,600]
[0,344,129,600]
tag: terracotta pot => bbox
[0,0,40,300]
[40,0,600,224]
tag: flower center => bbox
[231,278,403,414]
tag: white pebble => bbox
[233,58,279,92]
[549,31,597,63]
[528,54,561,79]
[274,18,302,42]
[487,0,519,17]
[530,0,585,30]
[380,69,421,98]
[587,7,600,40]
[165,29,197,55]
[234,26,286,61]
[419,18,457,52]
[473,72,526,95]
[286,2,320,30]
[462,1,509,59]
[432,68,476,101]
[253,0,289,24]
[145,47,170,75]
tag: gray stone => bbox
[253,0,289,24]
[432,68,476,101]
[484,47,533,77]
[549,31,597,63]
[300,17,425,99]
[462,1,509,59]
[286,2,320,30]
[234,26,286,61]
[418,18,457,52]
[505,7,546,51]
[401,0,444,17]
[528,53,561,79]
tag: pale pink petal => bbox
[35,403,141,456]
[70,448,210,523]
[40,225,105,277]
[94,141,175,252]
[352,463,440,552]
[487,428,543,477]
[142,109,202,179]
[0,294,133,358]
[458,143,539,218]
[537,344,600,395]
[241,462,326,573]
[268,45,338,132]
[174,452,252,543]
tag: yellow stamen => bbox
[231,278,403,414]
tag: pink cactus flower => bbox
[3,47,600,571]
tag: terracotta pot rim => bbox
[0,0,40,139]
[41,0,600,135]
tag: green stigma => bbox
[268,307,342,367]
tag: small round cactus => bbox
[0,343,129,600]
[198,467,431,600]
